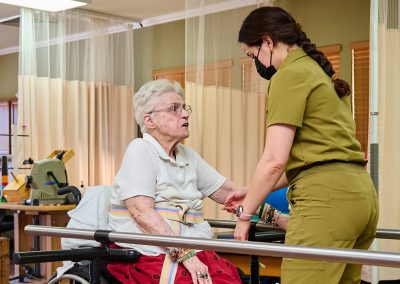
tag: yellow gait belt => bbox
[109,204,204,283]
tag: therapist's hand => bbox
[234,218,251,241]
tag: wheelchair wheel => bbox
[48,273,89,284]
[47,265,108,284]
[48,265,89,284]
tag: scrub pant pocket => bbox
[281,259,326,284]
[282,164,378,284]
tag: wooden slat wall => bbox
[240,58,253,92]
[350,40,370,154]
[239,57,268,93]
[152,65,186,88]
[152,44,342,95]
[152,60,233,88]
[239,44,342,93]
[318,44,342,75]
[151,42,371,157]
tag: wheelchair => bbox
[13,185,285,284]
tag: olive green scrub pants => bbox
[281,163,379,284]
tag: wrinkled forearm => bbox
[209,180,247,204]
[209,187,230,204]
[125,196,175,236]
[131,208,175,236]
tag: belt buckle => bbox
[182,221,193,226]
[181,215,193,226]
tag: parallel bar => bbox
[207,219,400,240]
[24,225,400,268]
[375,229,400,240]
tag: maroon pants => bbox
[107,249,241,284]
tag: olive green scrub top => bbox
[266,48,366,183]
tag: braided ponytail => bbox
[239,6,351,98]
[297,30,350,98]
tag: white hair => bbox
[133,79,184,133]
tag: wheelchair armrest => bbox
[253,231,285,243]
[210,219,285,243]
[216,230,285,242]
[103,248,140,262]
[13,247,108,264]
[13,247,140,264]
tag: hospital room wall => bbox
[0,53,18,100]
[133,0,370,90]
[0,0,369,99]
[133,20,185,89]
[278,0,370,87]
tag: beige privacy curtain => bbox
[16,8,136,187]
[184,1,268,220]
[375,0,400,280]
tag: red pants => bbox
[107,249,241,284]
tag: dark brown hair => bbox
[238,6,350,98]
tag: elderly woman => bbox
[107,79,242,284]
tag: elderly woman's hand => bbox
[182,255,213,284]
[222,189,247,213]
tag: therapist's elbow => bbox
[268,161,286,177]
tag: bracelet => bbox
[177,250,197,263]
[260,203,271,221]
[166,247,182,262]
[166,248,197,263]
[265,208,275,224]
[258,203,266,219]
[272,210,281,227]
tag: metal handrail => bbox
[375,228,400,240]
[207,219,400,240]
[24,225,400,268]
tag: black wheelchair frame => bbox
[13,223,285,284]
[12,186,285,284]
[14,242,139,283]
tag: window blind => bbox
[350,40,370,154]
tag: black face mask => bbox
[254,46,277,80]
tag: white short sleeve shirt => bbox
[108,133,226,255]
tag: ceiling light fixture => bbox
[0,0,89,12]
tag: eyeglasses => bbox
[247,45,262,59]
[148,103,192,116]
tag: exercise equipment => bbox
[3,150,75,205]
